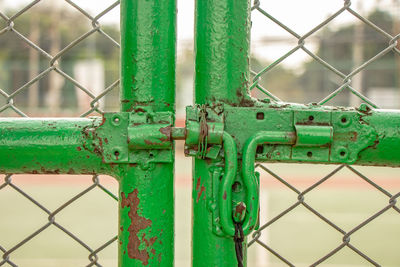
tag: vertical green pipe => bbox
[117,165,174,267]
[193,0,251,266]
[194,0,252,106]
[119,1,176,266]
[121,0,176,112]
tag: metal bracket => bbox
[223,104,378,164]
[96,107,174,164]
[95,103,379,238]
[184,103,379,238]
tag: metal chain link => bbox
[197,104,209,159]
[234,222,245,267]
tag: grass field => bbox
[1,146,399,266]
[248,190,400,267]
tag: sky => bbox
[1,0,398,67]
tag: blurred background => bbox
[0,0,400,266]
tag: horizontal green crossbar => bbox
[0,118,112,175]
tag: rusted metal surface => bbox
[118,166,173,267]
[121,189,155,265]
[195,177,206,203]
[118,1,176,266]
[192,1,251,266]
[0,118,112,175]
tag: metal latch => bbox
[96,107,174,164]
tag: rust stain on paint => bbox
[159,126,171,141]
[121,189,157,266]
[234,203,246,218]
[196,177,201,191]
[196,185,205,203]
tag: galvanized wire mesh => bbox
[248,164,400,266]
[0,175,118,267]
[0,0,120,117]
[250,0,400,107]
[0,1,120,266]
[2,0,400,266]
[249,0,400,265]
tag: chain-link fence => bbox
[249,0,400,266]
[0,1,120,266]
[0,0,120,117]
[2,0,400,266]
[0,175,118,266]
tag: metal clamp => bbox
[96,107,174,164]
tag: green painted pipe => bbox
[193,158,248,267]
[117,164,174,267]
[0,118,111,175]
[193,0,251,266]
[356,109,400,167]
[119,0,176,266]
[120,0,176,112]
[195,0,252,106]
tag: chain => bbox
[234,222,245,267]
[197,104,208,159]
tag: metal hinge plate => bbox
[96,108,174,164]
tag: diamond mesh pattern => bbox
[249,1,400,265]
[0,1,120,265]
[1,0,400,266]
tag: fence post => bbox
[193,0,251,266]
[119,1,176,266]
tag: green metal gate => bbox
[1,0,400,266]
